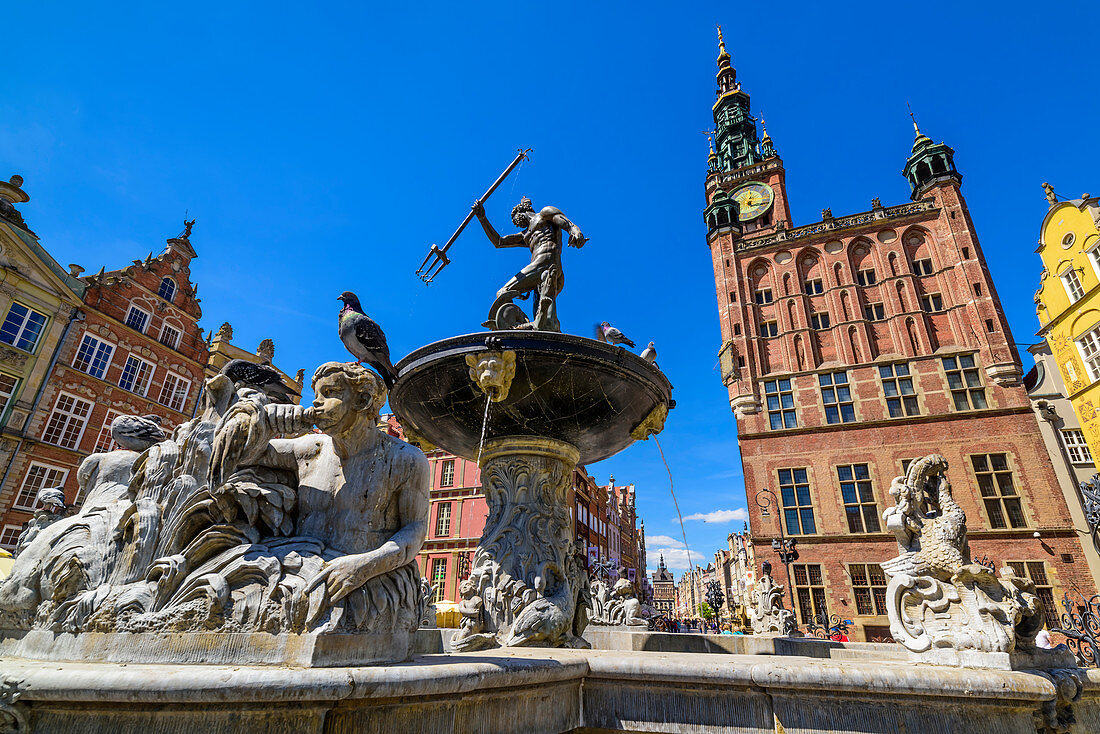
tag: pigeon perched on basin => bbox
[596,321,635,348]
[338,291,397,389]
[110,414,167,452]
[221,359,300,404]
[640,341,657,363]
[35,486,67,512]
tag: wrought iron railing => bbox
[1053,591,1100,667]
[804,612,850,640]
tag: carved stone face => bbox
[311,372,362,434]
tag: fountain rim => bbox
[394,329,674,398]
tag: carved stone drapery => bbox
[451,437,589,651]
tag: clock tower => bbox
[704,26,792,240]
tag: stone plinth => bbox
[3,647,1098,733]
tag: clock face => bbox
[731,182,774,221]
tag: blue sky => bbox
[3,2,1098,577]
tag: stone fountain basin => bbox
[390,331,673,465]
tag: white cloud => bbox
[646,546,698,572]
[682,508,749,523]
[647,535,685,548]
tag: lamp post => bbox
[756,488,799,620]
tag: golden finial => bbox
[716,24,731,65]
[907,101,921,135]
[760,114,770,139]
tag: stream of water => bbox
[654,436,694,574]
[475,394,491,466]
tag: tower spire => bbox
[759,113,777,159]
[715,24,737,97]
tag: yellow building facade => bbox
[1035,190,1100,470]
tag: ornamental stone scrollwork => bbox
[881,455,1050,661]
[0,677,29,734]
[465,350,516,402]
[0,362,430,663]
[748,560,795,637]
[589,565,647,627]
[0,345,28,369]
[450,438,590,651]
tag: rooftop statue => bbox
[0,361,429,655]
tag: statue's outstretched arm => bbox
[550,210,587,248]
[211,402,310,483]
[473,200,525,249]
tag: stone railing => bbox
[733,199,938,252]
[711,159,785,188]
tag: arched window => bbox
[158,277,177,302]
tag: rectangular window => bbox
[920,293,944,312]
[13,462,68,510]
[942,354,987,410]
[439,459,455,487]
[0,372,18,418]
[94,410,123,453]
[0,302,48,353]
[158,372,191,412]
[159,324,181,349]
[754,288,773,305]
[41,392,92,449]
[804,278,824,295]
[124,305,150,333]
[864,303,885,321]
[879,363,920,417]
[118,355,155,395]
[913,258,934,276]
[1061,268,1085,303]
[837,464,880,533]
[849,563,888,616]
[857,269,876,286]
[778,468,815,535]
[1076,323,1100,382]
[1062,429,1093,465]
[764,379,797,430]
[973,283,983,296]
[1089,246,1100,283]
[430,557,448,603]
[72,333,115,379]
[1006,561,1058,629]
[733,323,741,336]
[810,312,830,330]
[759,320,778,338]
[0,524,21,550]
[435,502,452,537]
[819,371,855,424]
[792,563,827,624]
[971,453,1026,529]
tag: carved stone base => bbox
[450,437,588,651]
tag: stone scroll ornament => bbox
[450,438,591,651]
[0,362,429,641]
[588,566,648,627]
[881,454,1045,655]
[747,561,795,637]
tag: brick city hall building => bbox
[704,31,1095,640]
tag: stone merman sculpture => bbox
[11,488,67,559]
[748,561,795,637]
[0,363,430,647]
[418,577,438,628]
[588,567,647,627]
[881,454,1046,656]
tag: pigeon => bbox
[36,487,67,512]
[338,291,397,389]
[640,341,657,363]
[596,321,635,348]
[110,414,167,452]
[221,359,300,404]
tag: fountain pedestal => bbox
[391,331,673,650]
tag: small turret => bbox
[902,114,961,200]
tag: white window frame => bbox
[158,323,182,349]
[0,371,18,419]
[158,371,191,412]
[1061,267,1086,303]
[119,354,156,396]
[71,332,116,379]
[157,277,177,301]
[41,391,93,449]
[13,461,69,510]
[124,304,152,334]
[0,302,49,353]
[1077,322,1100,383]
[1061,429,1093,465]
[0,524,22,550]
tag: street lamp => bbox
[756,488,798,618]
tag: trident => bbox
[416,148,532,283]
